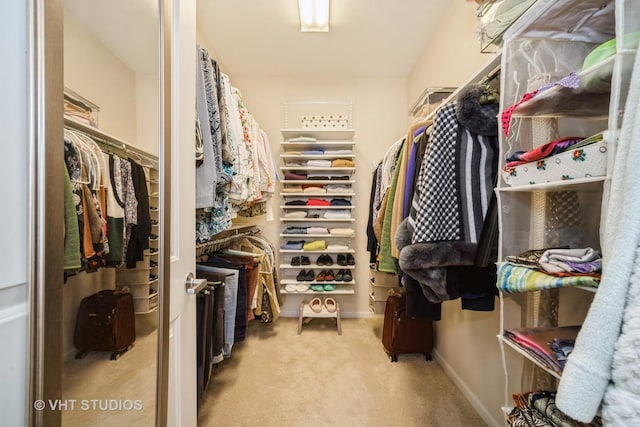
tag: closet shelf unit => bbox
[495,0,638,419]
[278,114,356,328]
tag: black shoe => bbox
[316,254,328,266]
[149,274,158,281]
[301,256,311,266]
[337,254,347,266]
[305,270,316,281]
[324,254,334,266]
[291,256,301,266]
[346,254,355,265]
[335,269,344,282]
[343,270,353,282]
[296,270,307,281]
[150,260,158,267]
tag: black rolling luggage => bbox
[74,289,136,360]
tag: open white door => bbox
[165,0,198,425]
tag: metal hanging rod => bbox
[64,117,159,169]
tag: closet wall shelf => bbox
[280,192,355,197]
[497,335,562,380]
[279,234,355,238]
[280,206,354,210]
[282,289,355,295]
[280,279,355,286]
[280,264,355,270]
[498,176,607,192]
[279,218,354,223]
[281,180,355,185]
[281,168,356,174]
[281,128,356,141]
[280,249,355,254]
[280,154,355,159]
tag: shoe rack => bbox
[115,166,159,315]
[278,112,356,327]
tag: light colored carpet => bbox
[198,317,487,427]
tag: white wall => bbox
[64,10,138,142]
[406,2,505,426]
[0,1,29,425]
[230,75,408,316]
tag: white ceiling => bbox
[64,0,452,78]
[197,0,452,78]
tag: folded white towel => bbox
[285,211,308,218]
[307,160,332,167]
[329,228,355,236]
[323,210,351,219]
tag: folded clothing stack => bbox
[284,211,307,218]
[285,199,307,206]
[307,198,331,206]
[283,226,308,234]
[281,240,305,250]
[323,210,351,219]
[326,184,350,193]
[282,185,303,193]
[330,198,352,206]
[329,227,355,236]
[303,240,327,251]
[302,184,326,193]
[307,159,332,167]
[284,172,308,180]
[331,158,355,167]
[307,226,329,235]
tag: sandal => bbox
[309,297,323,313]
[323,283,337,291]
[324,297,337,313]
[310,284,325,292]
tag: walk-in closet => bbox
[4,0,640,426]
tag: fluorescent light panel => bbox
[298,0,329,32]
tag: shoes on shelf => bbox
[324,254,334,266]
[335,269,344,281]
[343,270,353,282]
[337,254,347,266]
[150,260,158,268]
[310,284,325,292]
[295,283,309,292]
[324,270,335,281]
[291,256,301,266]
[296,270,307,281]
[315,271,326,281]
[301,256,311,265]
[309,297,323,313]
[285,284,297,293]
[149,274,158,281]
[346,254,355,265]
[305,270,316,281]
[323,284,337,291]
[324,297,337,313]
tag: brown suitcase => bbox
[74,289,136,360]
[382,291,433,362]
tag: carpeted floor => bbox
[198,316,487,427]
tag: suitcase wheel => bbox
[390,354,398,363]
[75,352,86,360]
[111,352,121,360]
[425,353,432,362]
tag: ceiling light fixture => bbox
[298,0,330,32]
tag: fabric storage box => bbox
[369,294,387,314]
[115,268,151,285]
[116,283,150,299]
[503,141,607,186]
[369,267,399,288]
[301,114,348,129]
[133,290,158,313]
[369,279,398,300]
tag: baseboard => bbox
[433,349,501,427]
[279,310,376,319]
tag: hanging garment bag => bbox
[381,291,433,362]
[74,289,136,360]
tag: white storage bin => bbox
[133,290,158,313]
[116,283,150,299]
[369,280,398,300]
[369,267,399,288]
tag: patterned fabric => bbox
[497,263,599,293]
[411,104,460,243]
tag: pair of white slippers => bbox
[309,297,337,313]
